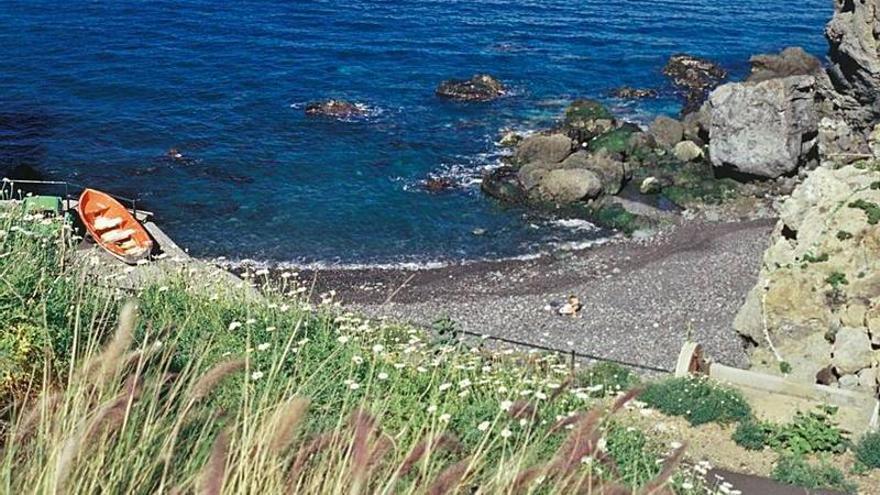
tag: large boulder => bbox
[649,116,684,149]
[708,75,818,178]
[436,74,506,102]
[513,134,573,166]
[663,54,728,115]
[536,169,603,203]
[734,164,880,391]
[561,150,630,195]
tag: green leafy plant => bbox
[766,406,848,455]
[848,199,880,225]
[641,377,751,426]
[779,361,792,374]
[855,431,880,470]
[771,454,857,494]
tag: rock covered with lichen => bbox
[734,163,880,393]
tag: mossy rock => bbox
[663,178,739,206]
[588,127,637,154]
[591,203,649,234]
[563,99,613,127]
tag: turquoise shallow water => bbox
[0,0,832,265]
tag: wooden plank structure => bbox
[676,342,880,436]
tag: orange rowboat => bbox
[77,188,153,264]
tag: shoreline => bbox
[230,217,776,372]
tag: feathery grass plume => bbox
[52,386,140,495]
[398,432,463,478]
[189,359,246,405]
[13,390,61,445]
[507,400,537,421]
[287,432,337,488]
[548,411,584,436]
[397,437,430,478]
[549,407,603,474]
[83,377,143,445]
[265,396,310,457]
[426,457,471,495]
[367,433,394,473]
[349,409,378,491]
[87,300,137,388]
[511,465,544,494]
[547,376,573,404]
[197,429,230,495]
[609,387,643,414]
[638,444,687,495]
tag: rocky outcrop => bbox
[663,54,728,115]
[734,164,880,393]
[304,100,368,119]
[436,74,506,102]
[708,75,818,178]
[826,0,880,124]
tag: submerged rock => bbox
[436,74,506,102]
[663,54,727,115]
[611,86,658,99]
[304,99,368,119]
[708,75,818,178]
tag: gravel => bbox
[299,219,776,373]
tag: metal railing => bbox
[1,178,142,218]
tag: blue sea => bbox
[0,0,831,266]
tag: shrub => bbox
[641,377,751,426]
[771,454,856,494]
[732,419,769,451]
[855,431,880,470]
[836,230,853,241]
[801,252,828,263]
[574,362,639,398]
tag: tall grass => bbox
[0,205,717,494]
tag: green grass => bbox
[0,205,720,494]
